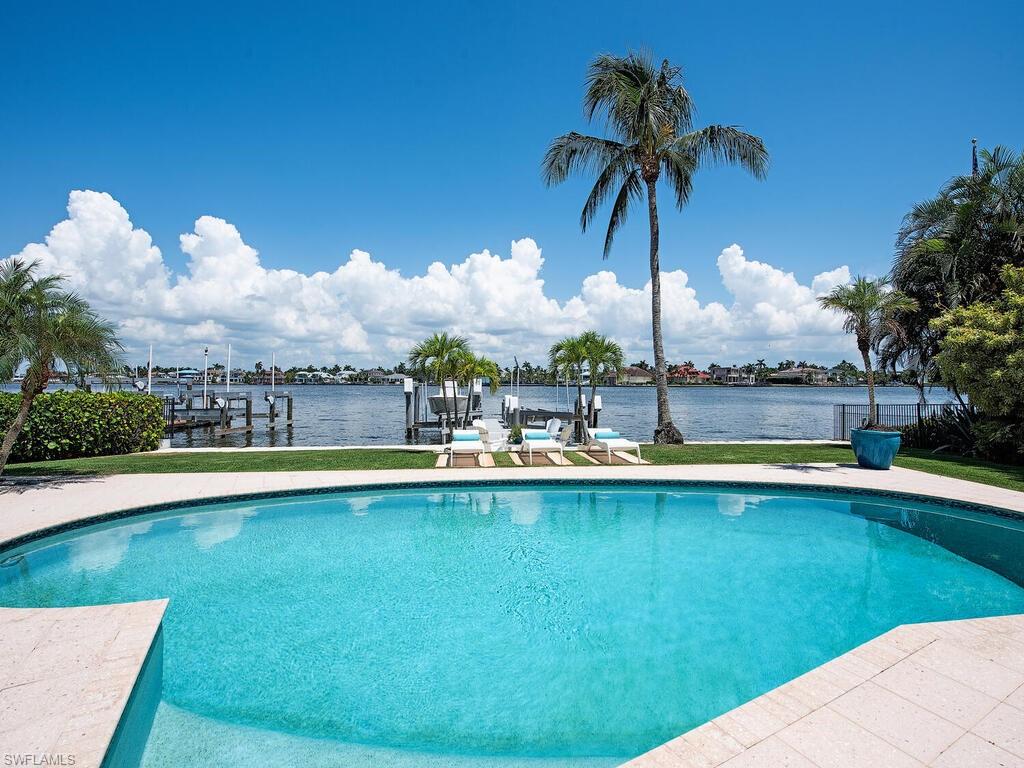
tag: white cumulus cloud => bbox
[6,190,856,368]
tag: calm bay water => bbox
[152,384,950,447]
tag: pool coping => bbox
[0,600,167,768]
[2,464,1024,766]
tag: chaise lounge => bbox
[520,429,565,465]
[587,427,642,464]
[448,429,486,466]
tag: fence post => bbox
[917,402,923,446]
[841,406,846,441]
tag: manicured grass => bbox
[893,451,1024,494]
[4,443,1022,493]
[3,449,438,476]
[640,443,854,466]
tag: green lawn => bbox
[4,443,1022,493]
[3,449,438,475]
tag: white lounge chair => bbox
[587,427,642,464]
[472,418,508,450]
[520,429,565,465]
[448,429,485,465]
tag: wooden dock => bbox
[162,390,295,438]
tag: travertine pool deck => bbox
[2,462,1024,766]
[0,600,167,767]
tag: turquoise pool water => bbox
[2,484,1024,766]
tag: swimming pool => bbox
[2,482,1023,766]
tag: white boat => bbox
[427,381,481,417]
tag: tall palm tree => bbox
[818,277,917,426]
[578,331,624,426]
[543,51,768,443]
[407,332,470,434]
[0,259,123,474]
[549,335,588,439]
[452,351,502,427]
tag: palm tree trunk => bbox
[437,365,452,441]
[464,378,473,427]
[859,345,877,426]
[0,391,36,475]
[575,369,584,443]
[646,179,683,444]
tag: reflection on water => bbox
[716,495,769,518]
[181,507,258,549]
[851,500,1024,587]
[69,520,153,572]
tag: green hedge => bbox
[0,391,165,462]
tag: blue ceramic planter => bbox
[850,428,901,470]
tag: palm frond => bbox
[602,169,642,259]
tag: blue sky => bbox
[2,1,1022,366]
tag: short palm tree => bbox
[543,51,768,443]
[452,351,502,427]
[578,330,623,426]
[818,277,917,426]
[407,332,470,432]
[0,259,123,474]
[549,335,588,439]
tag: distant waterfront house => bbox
[617,366,655,385]
[294,370,337,384]
[176,368,201,382]
[767,367,829,385]
[255,369,284,385]
[668,364,710,384]
[709,365,755,385]
[827,367,858,385]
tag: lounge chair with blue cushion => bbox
[520,429,565,465]
[587,427,642,464]
[448,429,485,465]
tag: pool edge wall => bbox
[101,625,164,768]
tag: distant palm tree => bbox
[819,277,917,426]
[408,332,470,433]
[578,331,624,427]
[543,51,768,443]
[0,259,123,474]
[549,335,588,438]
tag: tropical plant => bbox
[452,351,501,427]
[818,277,917,427]
[549,334,588,439]
[895,145,1024,308]
[0,259,124,474]
[542,51,768,443]
[888,145,1024,405]
[578,331,623,426]
[0,390,163,462]
[933,265,1024,422]
[407,332,470,432]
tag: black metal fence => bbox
[833,403,965,441]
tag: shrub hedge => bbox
[0,391,165,462]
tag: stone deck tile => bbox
[0,600,167,768]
